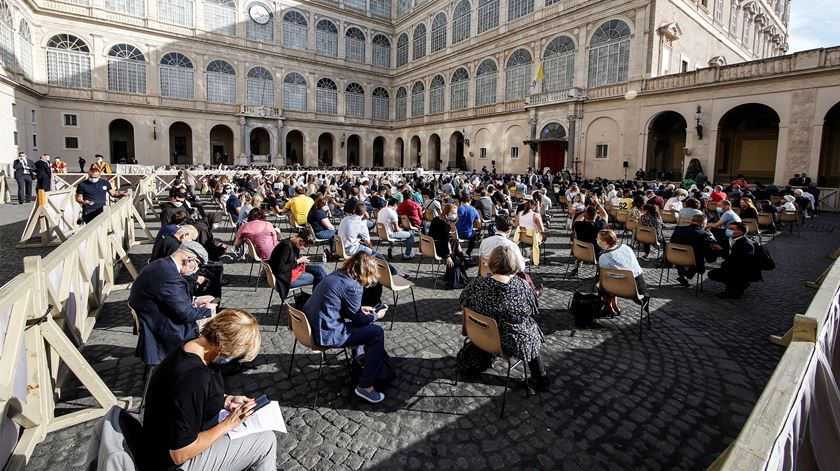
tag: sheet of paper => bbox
[218,401,287,439]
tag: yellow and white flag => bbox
[530,62,545,94]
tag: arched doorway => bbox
[318,133,334,167]
[373,136,385,167]
[209,124,234,165]
[450,131,465,170]
[410,135,421,166]
[286,130,304,166]
[395,137,405,167]
[109,119,134,163]
[716,104,780,183]
[347,134,361,167]
[538,123,567,173]
[646,112,687,180]
[169,122,193,165]
[249,127,271,157]
[819,102,840,187]
[428,134,441,170]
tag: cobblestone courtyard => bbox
[2,199,837,470]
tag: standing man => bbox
[90,154,112,173]
[34,154,52,192]
[51,156,67,174]
[75,167,127,223]
[13,151,35,204]
[78,156,86,173]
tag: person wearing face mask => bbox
[143,309,277,471]
[307,195,337,257]
[129,241,216,367]
[706,200,741,257]
[707,222,760,298]
[596,229,647,316]
[663,188,687,212]
[428,203,467,271]
[160,188,194,226]
[75,167,127,223]
[89,154,112,174]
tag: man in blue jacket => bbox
[129,241,215,365]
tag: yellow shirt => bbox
[285,195,314,225]
[618,197,633,211]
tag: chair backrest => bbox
[661,210,677,224]
[732,207,741,215]
[780,211,797,222]
[635,225,657,244]
[245,238,260,261]
[616,211,629,224]
[449,221,459,239]
[376,222,391,241]
[770,195,781,204]
[742,218,759,234]
[375,258,393,289]
[260,261,278,291]
[425,208,435,221]
[677,217,693,227]
[419,234,439,259]
[334,234,347,259]
[625,218,638,232]
[572,240,596,264]
[305,224,319,240]
[463,307,503,357]
[479,256,491,277]
[558,195,568,206]
[665,243,696,268]
[757,212,774,226]
[400,215,414,231]
[518,226,535,245]
[287,306,317,349]
[599,267,640,301]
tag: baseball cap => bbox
[179,240,208,264]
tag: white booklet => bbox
[217,401,287,439]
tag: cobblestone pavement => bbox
[10,199,838,470]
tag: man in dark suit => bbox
[670,214,720,287]
[34,154,52,192]
[708,222,761,298]
[128,241,215,366]
[12,152,35,204]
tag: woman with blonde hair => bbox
[143,309,276,471]
[303,252,389,403]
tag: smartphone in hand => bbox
[252,394,270,413]
[373,303,388,312]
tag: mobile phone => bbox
[373,303,388,312]
[252,394,270,413]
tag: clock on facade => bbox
[249,4,271,25]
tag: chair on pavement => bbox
[661,210,677,225]
[129,306,155,416]
[757,213,776,241]
[305,223,329,259]
[415,234,444,289]
[564,240,597,279]
[779,211,800,237]
[376,222,405,259]
[634,225,661,260]
[598,268,651,339]
[454,307,529,418]
[518,226,544,267]
[400,215,420,233]
[262,261,307,332]
[659,243,703,296]
[333,234,350,270]
[245,239,263,290]
[376,258,418,330]
[742,218,764,245]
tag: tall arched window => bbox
[477,0,498,34]
[316,20,338,57]
[412,23,426,60]
[105,0,144,17]
[206,60,236,103]
[283,72,307,111]
[47,34,91,88]
[429,75,445,114]
[316,77,337,114]
[452,0,471,44]
[372,87,389,120]
[108,44,146,94]
[160,52,194,99]
[345,27,366,63]
[507,0,533,21]
[0,1,14,71]
[544,35,575,90]
[205,0,236,36]
[345,82,365,117]
[372,34,391,68]
[396,33,409,67]
[411,81,424,117]
[588,20,630,87]
[450,67,469,110]
[283,11,308,50]
[246,2,273,42]
[475,59,497,106]
[398,0,410,16]
[246,66,274,107]
[395,86,407,119]
[431,13,447,53]
[505,48,531,101]
[370,0,391,18]
[17,20,32,79]
[158,0,195,27]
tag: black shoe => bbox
[676,276,691,288]
[528,375,551,392]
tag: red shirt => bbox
[710,191,727,202]
[397,199,423,228]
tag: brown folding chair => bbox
[661,210,677,225]
[305,223,329,258]
[245,239,263,290]
[598,268,652,339]
[400,215,419,233]
[564,240,597,279]
[376,222,404,258]
[415,234,444,289]
[742,218,763,245]
[376,258,418,330]
[518,226,544,267]
[779,211,800,237]
[634,225,661,259]
[262,261,306,332]
[659,243,703,296]
[677,217,693,227]
[333,234,349,270]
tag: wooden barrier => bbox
[0,172,10,204]
[17,189,81,248]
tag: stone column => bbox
[240,118,249,163]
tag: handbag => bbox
[456,341,493,375]
[446,260,469,289]
[568,291,604,328]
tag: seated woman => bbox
[267,227,328,302]
[428,203,465,270]
[739,196,759,220]
[303,252,389,404]
[234,208,277,261]
[678,197,704,220]
[596,229,646,316]
[639,202,664,260]
[459,245,549,391]
[572,199,608,255]
[143,309,276,471]
[307,194,337,257]
[515,200,547,241]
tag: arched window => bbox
[246,2,273,42]
[283,72,307,111]
[431,13,447,53]
[283,11,308,50]
[398,0,410,16]
[316,20,338,57]
[372,87,390,120]
[158,0,195,27]
[108,44,146,94]
[206,60,236,104]
[588,20,630,87]
[345,27,366,63]
[452,0,471,44]
[370,0,391,18]
[505,48,531,101]
[246,66,274,107]
[477,0,498,34]
[0,1,14,71]
[160,52,194,99]
[429,75,445,114]
[475,59,497,106]
[17,20,33,79]
[396,33,409,67]
[205,0,236,36]
[372,34,391,68]
[412,23,426,60]
[46,34,91,88]
[507,0,533,22]
[450,67,469,110]
[411,81,424,117]
[316,77,337,114]
[395,86,407,119]
[544,35,575,90]
[345,82,365,118]
[105,0,144,17]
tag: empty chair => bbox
[634,225,661,259]
[376,258,418,330]
[659,243,703,295]
[779,211,800,237]
[415,234,444,289]
[599,268,652,339]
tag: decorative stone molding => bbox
[657,22,682,42]
[708,55,726,67]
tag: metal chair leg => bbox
[433,261,441,291]
[415,255,423,279]
[287,339,297,379]
[410,287,418,322]
[523,360,530,397]
[389,291,399,331]
[313,353,325,409]
[454,338,467,386]
[501,360,512,418]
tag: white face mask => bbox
[88,177,100,183]
[172,201,183,207]
[678,196,685,201]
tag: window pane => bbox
[507,0,532,21]
[105,0,145,17]
[477,0,498,34]
[205,0,236,35]
[158,0,194,27]
[207,72,236,103]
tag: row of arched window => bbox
[0,0,33,79]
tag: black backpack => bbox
[754,244,776,271]
[456,341,493,375]
[568,291,605,328]
[446,261,469,289]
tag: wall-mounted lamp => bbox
[153,119,157,140]
[469,151,474,157]
[695,105,703,140]
[340,133,346,148]
[464,138,470,147]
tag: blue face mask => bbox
[213,355,236,365]
[716,208,723,214]
[725,229,735,237]
[448,214,457,221]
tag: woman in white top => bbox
[663,189,687,212]
[597,229,646,316]
[514,201,547,240]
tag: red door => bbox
[539,142,565,173]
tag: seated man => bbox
[268,227,327,302]
[151,224,199,262]
[707,200,741,257]
[129,241,216,366]
[159,187,194,227]
[479,215,526,273]
[378,198,415,260]
[669,214,720,287]
[281,186,314,226]
[338,203,404,277]
[455,195,481,257]
[707,221,761,298]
